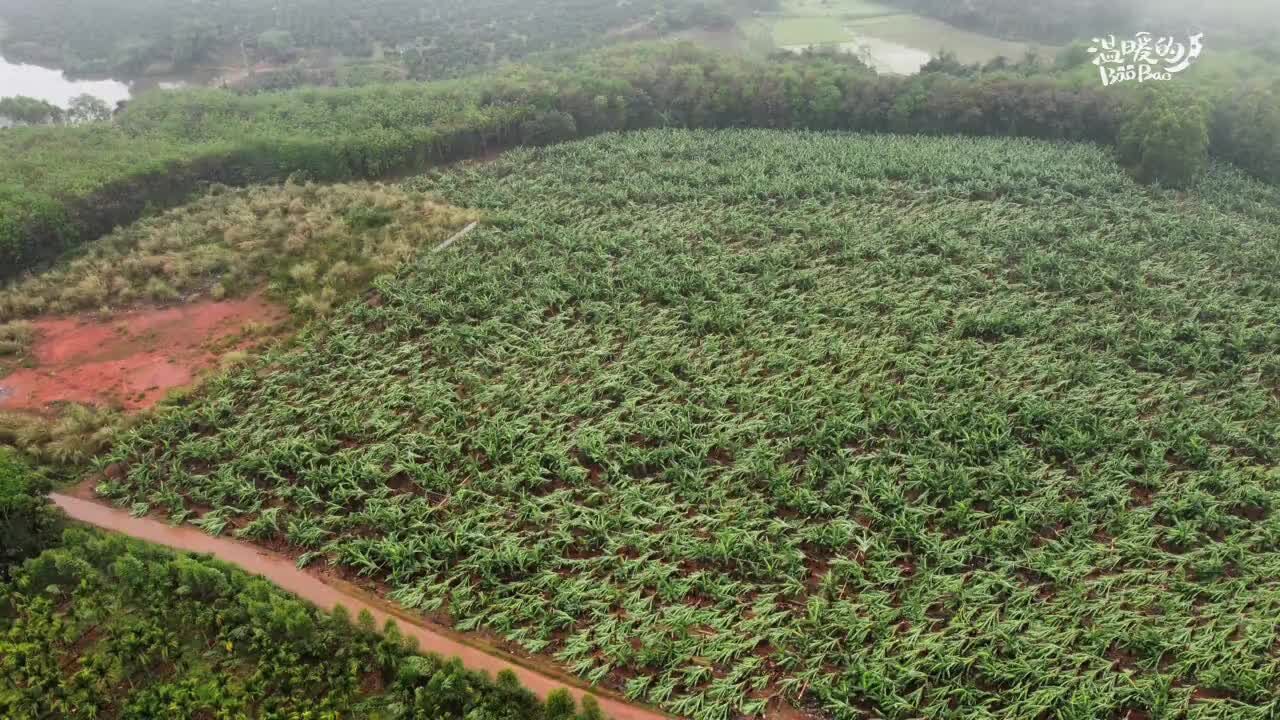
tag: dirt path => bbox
[50,492,674,720]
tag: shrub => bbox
[0,448,60,576]
[1119,85,1210,187]
[519,111,580,146]
[1,528,566,717]
[0,321,34,357]
[1212,86,1280,184]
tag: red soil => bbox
[52,491,674,720]
[0,295,288,413]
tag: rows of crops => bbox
[101,130,1280,719]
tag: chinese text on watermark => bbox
[1089,33,1204,87]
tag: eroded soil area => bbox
[0,295,288,412]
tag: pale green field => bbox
[846,14,1055,65]
[769,16,855,46]
[772,0,897,18]
[761,0,896,48]
[763,0,1058,74]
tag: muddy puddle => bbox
[0,295,288,412]
[51,492,671,720]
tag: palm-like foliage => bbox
[103,130,1280,720]
[0,528,574,719]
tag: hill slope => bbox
[100,130,1280,720]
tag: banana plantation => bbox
[97,129,1280,720]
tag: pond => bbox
[846,14,1056,74]
[0,55,133,107]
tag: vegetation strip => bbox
[0,182,478,318]
[11,37,1276,282]
[50,491,674,720]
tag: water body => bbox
[0,55,132,106]
[51,491,671,720]
[782,12,1056,75]
[831,37,934,75]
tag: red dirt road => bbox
[52,492,675,720]
[0,296,288,412]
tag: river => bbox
[50,491,671,720]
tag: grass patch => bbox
[767,0,901,47]
[0,182,477,321]
[768,17,854,46]
[0,321,34,358]
[0,404,134,471]
[778,0,898,17]
[0,183,473,479]
[100,129,1280,720]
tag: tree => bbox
[545,689,577,720]
[578,695,606,720]
[1118,85,1209,187]
[920,51,978,77]
[1211,86,1280,184]
[518,111,579,146]
[0,448,61,577]
[257,29,296,62]
[668,1,735,30]
[0,96,64,125]
[172,20,218,68]
[1055,41,1092,70]
[66,94,113,124]
[110,37,162,74]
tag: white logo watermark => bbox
[1088,32,1204,87]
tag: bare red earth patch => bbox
[0,295,288,412]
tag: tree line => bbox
[0,95,113,126]
[1,520,611,718]
[3,42,1278,282]
[0,0,733,79]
